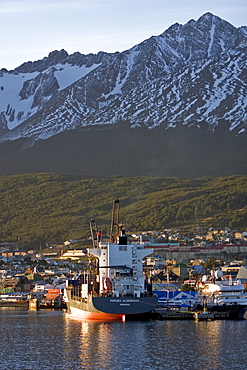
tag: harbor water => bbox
[0,308,246,370]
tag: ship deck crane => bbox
[110,198,127,245]
[110,199,120,242]
[90,219,99,248]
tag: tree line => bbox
[0,173,246,248]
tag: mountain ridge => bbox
[0,12,246,177]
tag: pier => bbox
[153,308,231,321]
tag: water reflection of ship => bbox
[65,199,158,320]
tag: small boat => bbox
[193,268,247,319]
[65,199,158,320]
[158,291,195,309]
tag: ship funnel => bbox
[118,228,127,245]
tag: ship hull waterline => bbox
[194,303,247,320]
[66,294,158,321]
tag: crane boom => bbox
[110,199,120,242]
[90,219,99,248]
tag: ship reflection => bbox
[63,316,246,369]
[80,321,117,368]
[193,321,229,368]
[64,314,118,368]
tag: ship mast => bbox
[90,219,99,248]
[110,198,128,245]
[110,198,120,242]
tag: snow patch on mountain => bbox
[0,71,39,129]
[54,62,100,90]
[0,61,100,131]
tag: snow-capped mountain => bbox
[0,12,246,144]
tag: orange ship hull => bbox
[69,305,124,321]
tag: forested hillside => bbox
[1,174,246,248]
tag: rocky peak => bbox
[16,49,69,74]
[0,13,246,143]
[47,49,68,63]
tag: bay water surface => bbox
[0,308,246,370]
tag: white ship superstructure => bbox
[65,199,158,320]
[88,239,151,299]
[194,269,247,318]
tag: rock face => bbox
[0,13,246,177]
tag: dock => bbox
[154,308,230,321]
[0,301,28,308]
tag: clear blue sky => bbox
[1,0,246,70]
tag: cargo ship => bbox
[65,199,158,320]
